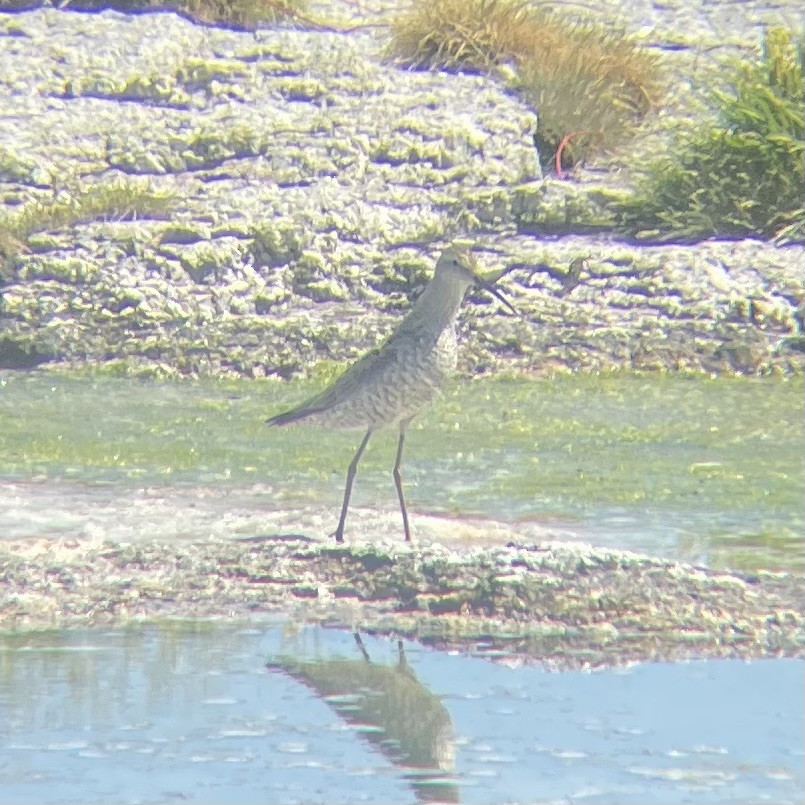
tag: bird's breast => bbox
[433,327,459,375]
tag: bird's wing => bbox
[266,335,411,426]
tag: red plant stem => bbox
[554,129,603,179]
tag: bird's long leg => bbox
[353,633,371,662]
[332,428,373,543]
[392,419,413,542]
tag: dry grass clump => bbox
[386,0,663,168]
[386,0,533,71]
[513,16,661,166]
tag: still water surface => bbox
[0,623,802,804]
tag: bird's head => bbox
[434,246,517,314]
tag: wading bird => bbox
[267,245,515,543]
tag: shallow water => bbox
[0,623,802,805]
[1,372,802,571]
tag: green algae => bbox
[0,372,801,571]
[64,69,192,106]
[1,536,801,663]
[0,177,176,247]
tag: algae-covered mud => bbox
[1,371,803,664]
[2,372,801,572]
[1,529,804,666]
[1,6,803,378]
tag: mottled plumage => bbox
[267,245,514,543]
[267,324,457,430]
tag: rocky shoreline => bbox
[1,2,803,378]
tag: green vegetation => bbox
[64,70,190,107]
[0,373,801,572]
[250,222,308,268]
[176,56,249,90]
[171,125,265,167]
[0,145,37,184]
[618,27,805,244]
[0,0,306,29]
[63,57,251,106]
[0,177,176,262]
[104,120,269,174]
[386,0,663,168]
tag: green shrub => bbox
[386,0,663,167]
[617,27,804,244]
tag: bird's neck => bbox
[400,274,471,336]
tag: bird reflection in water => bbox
[267,633,458,803]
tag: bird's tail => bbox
[265,406,315,426]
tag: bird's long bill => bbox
[475,275,518,315]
